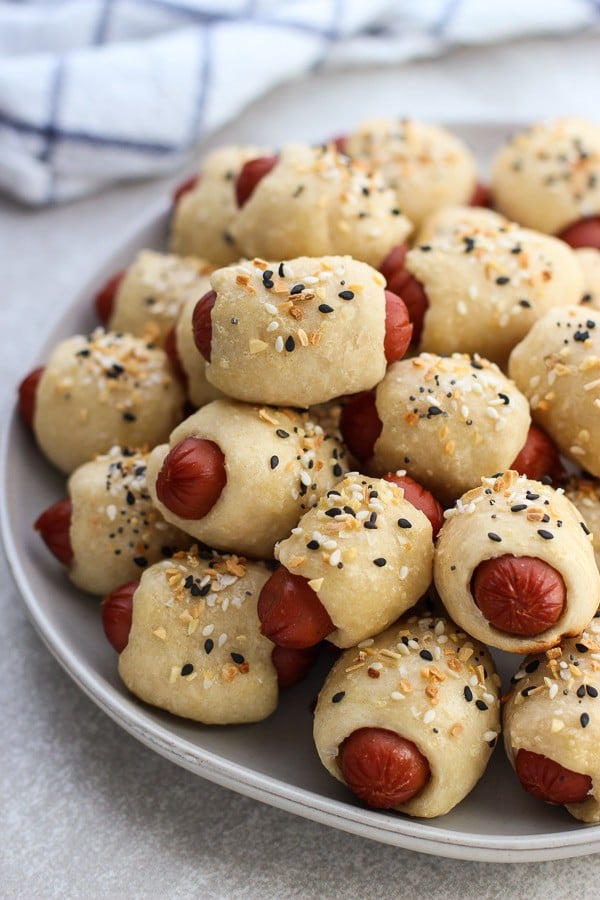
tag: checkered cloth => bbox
[0,0,597,205]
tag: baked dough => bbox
[406,220,583,368]
[105,250,213,346]
[416,204,508,245]
[313,613,501,818]
[175,295,223,408]
[170,144,266,265]
[434,471,600,653]
[503,630,600,823]
[118,548,278,724]
[563,476,600,572]
[147,400,348,558]
[508,305,600,476]
[68,447,191,595]
[344,119,478,230]
[275,473,434,648]
[205,255,387,407]
[370,352,531,505]
[577,248,600,309]
[491,118,600,234]
[33,329,185,474]
[229,144,413,268]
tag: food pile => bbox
[19,116,600,823]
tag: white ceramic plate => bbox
[4,123,600,864]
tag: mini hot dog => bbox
[102,571,316,688]
[377,217,583,367]
[169,144,269,265]
[147,399,348,559]
[259,473,434,649]
[504,632,600,823]
[192,255,411,408]
[93,250,214,346]
[34,447,191,595]
[313,613,501,817]
[434,471,600,653]
[108,547,315,724]
[491,117,600,241]
[18,329,185,474]
[228,143,413,268]
[339,352,531,506]
[509,305,600,477]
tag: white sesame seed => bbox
[483,731,497,742]
[266,321,279,332]
[218,633,227,647]
[549,683,559,699]
[390,691,405,701]
[423,710,436,724]
[265,303,278,315]
[399,566,409,581]
[329,549,341,566]
[397,643,410,656]
[358,638,374,647]
[275,336,284,353]
[202,624,214,637]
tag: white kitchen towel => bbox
[0,0,597,206]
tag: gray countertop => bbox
[3,36,600,898]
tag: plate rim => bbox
[4,127,600,863]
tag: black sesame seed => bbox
[132,556,147,568]
[450,564,456,571]
[204,639,214,654]
[306,540,319,550]
[581,521,591,535]
[122,411,137,422]
[476,700,488,711]
[581,712,590,728]
[511,504,527,512]
[588,686,599,698]
[231,652,245,664]
[420,649,433,661]
[487,532,502,542]
[373,558,387,567]
[577,685,586,698]
[464,686,473,702]
[526,491,539,500]
[276,429,289,439]
[285,336,295,352]
[587,320,596,329]
[318,304,334,314]
[290,283,305,295]
[338,290,355,301]
[397,518,412,529]
[419,244,432,252]
[332,464,343,477]
[498,393,510,405]
[278,262,285,278]
[525,660,540,673]
[332,691,345,703]
[126,490,136,506]
[519,298,532,308]
[537,529,554,540]
[325,508,342,517]
[496,276,510,285]
[576,643,589,653]
[181,663,194,676]
[574,330,590,342]
[270,455,279,469]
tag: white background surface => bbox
[3,32,600,898]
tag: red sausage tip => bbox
[557,217,600,250]
[515,748,592,805]
[341,727,430,809]
[384,290,413,364]
[472,554,565,636]
[102,580,138,653]
[271,644,318,689]
[383,473,444,538]
[511,424,565,484]
[192,290,217,362]
[470,182,492,208]
[339,390,382,463]
[18,366,44,429]
[164,325,188,386]
[235,155,278,208]
[155,436,227,521]
[257,566,334,649]
[378,243,409,284]
[34,498,74,565]
[172,174,200,207]
[94,270,126,324]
